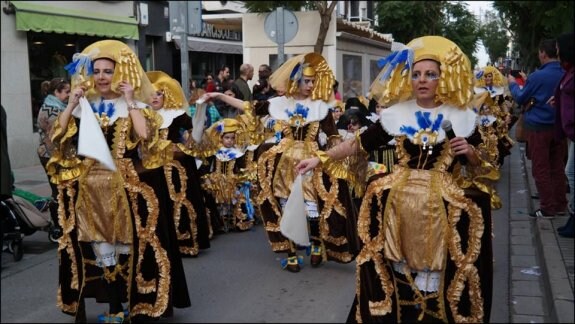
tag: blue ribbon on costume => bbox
[240,181,254,220]
[377,47,414,82]
[280,255,304,269]
[64,52,94,77]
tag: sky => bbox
[466,1,494,67]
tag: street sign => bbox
[264,8,298,44]
[264,8,299,67]
[187,1,202,35]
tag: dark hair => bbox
[253,78,269,94]
[336,109,370,129]
[42,78,69,97]
[539,39,558,58]
[223,81,244,100]
[557,32,574,65]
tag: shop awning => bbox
[12,1,139,40]
[173,35,243,54]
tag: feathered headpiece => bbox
[146,71,187,110]
[65,40,154,102]
[370,36,474,109]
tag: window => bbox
[342,54,363,101]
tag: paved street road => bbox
[2,224,356,323]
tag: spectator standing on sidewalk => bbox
[508,39,567,219]
[553,32,574,237]
[234,63,254,102]
[36,77,70,237]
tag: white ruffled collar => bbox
[72,97,147,125]
[478,114,497,127]
[474,86,504,97]
[268,96,331,126]
[215,147,245,162]
[154,108,186,129]
[379,99,478,144]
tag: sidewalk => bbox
[520,143,575,323]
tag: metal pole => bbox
[180,2,189,101]
[277,7,285,67]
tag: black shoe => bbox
[528,209,555,219]
[557,214,574,232]
[558,227,575,238]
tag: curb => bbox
[520,144,575,323]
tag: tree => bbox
[493,1,575,72]
[479,10,509,66]
[374,1,480,67]
[442,2,481,68]
[243,1,338,54]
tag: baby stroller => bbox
[1,195,60,262]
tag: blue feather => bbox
[378,48,414,82]
[64,53,94,77]
[290,63,302,80]
[475,70,484,80]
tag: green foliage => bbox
[243,1,310,13]
[479,10,509,65]
[374,1,480,67]
[493,1,574,72]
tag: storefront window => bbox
[27,32,111,132]
[342,54,363,102]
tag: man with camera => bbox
[508,38,567,219]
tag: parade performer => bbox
[200,52,359,273]
[297,36,496,322]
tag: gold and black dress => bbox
[252,96,360,263]
[336,100,496,323]
[157,109,212,254]
[474,86,514,167]
[202,146,255,232]
[47,98,184,321]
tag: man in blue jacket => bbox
[508,38,567,218]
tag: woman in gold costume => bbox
[297,36,496,322]
[48,40,186,322]
[146,71,212,254]
[473,65,514,168]
[200,53,359,273]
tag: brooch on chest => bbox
[399,111,444,155]
[285,103,309,127]
[91,98,117,133]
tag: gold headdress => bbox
[474,65,506,88]
[269,52,334,102]
[333,100,345,112]
[370,36,474,109]
[65,40,154,102]
[206,118,249,148]
[146,71,187,109]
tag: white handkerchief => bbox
[191,102,207,143]
[77,97,116,171]
[280,174,310,246]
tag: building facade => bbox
[2,0,391,169]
